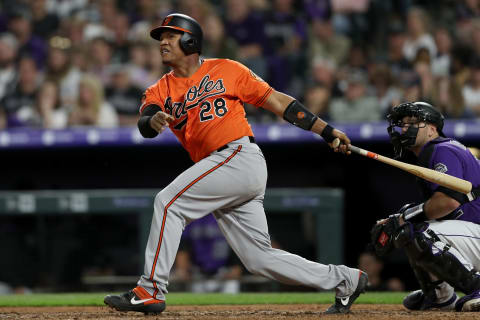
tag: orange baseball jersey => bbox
[140,59,273,162]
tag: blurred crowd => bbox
[0,0,480,130]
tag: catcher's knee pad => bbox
[403,227,480,295]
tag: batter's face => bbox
[158,31,185,65]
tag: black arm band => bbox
[320,124,336,143]
[401,203,428,223]
[137,104,162,138]
[436,186,469,205]
[138,116,158,138]
[282,100,317,131]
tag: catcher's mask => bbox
[387,101,445,158]
[150,13,203,55]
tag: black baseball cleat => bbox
[403,289,458,311]
[324,271,368,314]
[104,286,166,314]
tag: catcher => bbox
[371,102,480,312]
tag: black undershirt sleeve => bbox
[435,186,469,204]
[137,104,162,138]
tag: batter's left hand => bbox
[330,129,351,155]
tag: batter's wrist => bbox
[138,116,159,138]
[320,124,336,143]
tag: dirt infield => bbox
[2,304,480,320]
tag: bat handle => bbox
[349,144,378,159]
[348,145,363,154]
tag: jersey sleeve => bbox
[231,60,273,107]
[139,83,164,114]
[428,146,464,192]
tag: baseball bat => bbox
[348,144,473,195]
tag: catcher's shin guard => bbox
[396,223,480,295]
[407,255,440,305]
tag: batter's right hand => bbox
[332,129,351,155]
[150,111,174,133]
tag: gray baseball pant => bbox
[137,136,361,299]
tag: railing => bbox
[0,119,479,149]
[0,188,344,272]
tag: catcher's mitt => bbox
[370,216,401,257]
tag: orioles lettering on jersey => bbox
[163,74,227,130]
[141,59,273,162]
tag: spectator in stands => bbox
[329,0,370,43]
[97,0,119,33]
[62,14,87,48]
[36,81,68,129]
[45,36,82,110]
[172,214,243,294]
[110,12,131,64]
[432,76,473,119]
[450,44,475,89]
[432,27,452,77]
[70,46,89,73]
[127,41,151,90]
[369,63,401,116]
[7,8,47,69]
[0,55,41,128]
[0,33,18,100]
[398,72,424,105]
[29,0,59,40]
[357,252,405,292]
[310,57,337,93]
[303,84,331,119]
[145,42,168,87]
[471,20,480,58]
[202,13,238,60]
[463,59,480,116]
[45,0,89,20]
[345,44,369,72]
[413,48,435,103]
[303,0,331,22]
[105,65,143,126]
[224,0,268,79]
[178,0,213,26]
[402,7,437,62]
[308,15,351,68]
[386,22,412,79]
[88,36,114,85]
[263,0,307,95]
[329,69,381,123]
[456,0,480,25]
[68,74,118,128]
[127,3,171,44]
[129,0,168,24]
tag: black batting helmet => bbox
[150,13,203,55]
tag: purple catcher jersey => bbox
[420,138,480,224]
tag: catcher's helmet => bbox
[150,13,203,55]
[387,101,445,158]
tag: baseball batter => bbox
[372,102,480,312]
[104,13,367,315]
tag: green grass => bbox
[0,292,406,307]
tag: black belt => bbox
[217,136,255,152]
